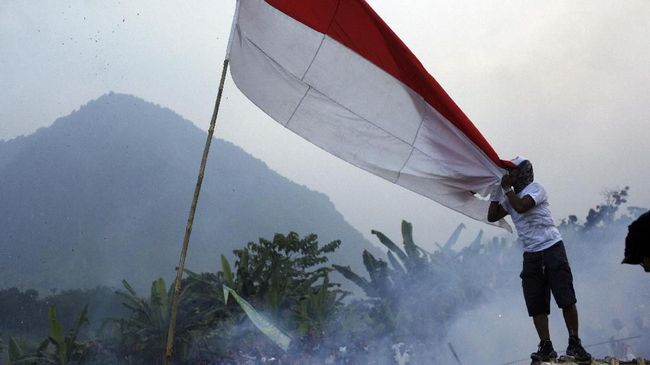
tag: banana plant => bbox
[112,278,174,364]
[46,305,89,364]
[7,305,89,365]
[333,220,427,300]
[114,277,222,363]
[436,223,466,252]
[369,220,431,274]
[334,220,474,298]
[7,336,38,364]
[333,220,483,341]
[293,273,346,338]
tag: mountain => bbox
[0,93,381,291]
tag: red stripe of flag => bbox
[266,0,513,169]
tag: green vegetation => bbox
[1,189,648,363]
[6,305,89,364]
[333,220,484,342]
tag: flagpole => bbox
[163,2,240,363]
[164,58,230,365]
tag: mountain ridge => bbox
[0,92,381,291]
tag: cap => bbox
[510,156,529,167]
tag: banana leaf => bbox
[332,264,376,297]
[370,229,408,263]
[442,223,466,251]
[48,306,67,364]
[222,285,291,351]
[220,254,235,289]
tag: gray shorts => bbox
[520,241,577,316]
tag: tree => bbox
[216,232,348,357]
[583,186,629,230]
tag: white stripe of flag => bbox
[227,0,512,230]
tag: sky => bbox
[1,0,649,249]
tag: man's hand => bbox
[488,201,508,222]
[500,171,536,214]
[501,173,514,189]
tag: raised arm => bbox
[488,201,509,222]
[501,173,536,214]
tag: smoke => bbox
[150,203,650,364]
[5,197,646,364]
[437,217,650,364]
[309,200,650,365]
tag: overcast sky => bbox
[1,0,649,249]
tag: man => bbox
[622,210,650,272]
[487,157,591,362]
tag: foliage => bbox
[584,186,629,229]
[334,220,487,343]
[227,232,347,338]
[0,286,124,340]
[229,232,340,298]
[6,305,89,365]
[42,305,89,364]
[558,187,646,261]
[0,289,43,336]
[2,190,647,363]
[99,232,349,363]
[109,279,171,364]
[107,277,227,364]
[559,187,640,234]
[194,232,349,360]
[7,336,34,364]
[222,285,291,351]
[176,270,240,360]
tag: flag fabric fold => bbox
[227,0,513,230]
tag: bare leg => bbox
[533,314,550,341]
[562,304,579,337]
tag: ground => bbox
[533,356,647,365]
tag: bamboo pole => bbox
[164,58,230,365]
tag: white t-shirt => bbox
[500,182,562,252]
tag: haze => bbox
[1,0,649,246]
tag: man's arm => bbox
[488,201,508,222]
[504,191,535,213]
[498,188,535,214]
[500,173,536,214]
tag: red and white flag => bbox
[227,0,513,230]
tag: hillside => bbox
[0,93,381,291]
